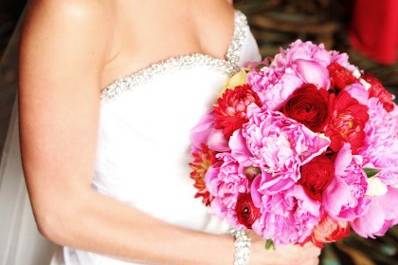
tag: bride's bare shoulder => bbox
[20,0,115,72]
[22,0,114,44]
[27,0,112,21]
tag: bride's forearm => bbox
[39,188,234,265]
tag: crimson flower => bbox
[325,91,369,154]
[327,62,357,90]
[235,193,260,229]
[213,84,262,139]
[281,84,329,132]
[363,73,395,112]
[299,155,334,201]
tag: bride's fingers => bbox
[246,230,264,242]
[303,257,320,265]
[308,246,321,257]
[300,242,321,257]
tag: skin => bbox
[18,0,321,264]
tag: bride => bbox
[4,0,321,264]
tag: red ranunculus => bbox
[235,192,260,229]
[281,84,329,132]
[363,73,395,112]
[325,91,369,154]
[327,62,357,90]
[299,155,334,201]
[213,84,261,139]
[311,216,350,248]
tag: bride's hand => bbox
[248,231,321,265]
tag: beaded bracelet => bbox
[230,229,251,265]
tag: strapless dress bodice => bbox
[50,9,262,265]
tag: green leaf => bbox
[265,239,275,250]
[364,167,380,178]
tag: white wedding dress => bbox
[0,8,261,265]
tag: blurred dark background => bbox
[0,0,26,58]
[1,1,398,265]
[2,0,398,90]
[0,0,26,166]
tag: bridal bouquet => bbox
[189,40,398,247]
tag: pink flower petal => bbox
[295,59,330,89]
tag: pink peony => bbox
[251,184,321,245]
[247,65,303,110]
[273,39,352,69]
[247,40,358,110]
[323,144,370,221]
[229,104,330,194]
[204,153,250,228]
[351,187,398,238]
[358,98,398,186]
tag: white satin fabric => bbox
[50,9,261,265]
[0,8,261,265]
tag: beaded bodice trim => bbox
[100,10,249,102]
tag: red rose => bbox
[325,91,369,154]
[213,84,261,139]
[363,73,395,112]
[281,84,329,132]
[235,193,260,229]
[327,62,357,90]
[311,216,350,248]
[299,155,334,201]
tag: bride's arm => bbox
[18,2,235,265]
[18,1,320,265]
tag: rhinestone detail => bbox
[230,228,251,265]
[100,10,249,102]
[226,10,249,66]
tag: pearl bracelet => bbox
[230,229,251,265]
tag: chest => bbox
[100,3,236,90]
